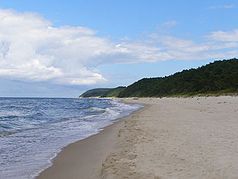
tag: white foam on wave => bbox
[0,99,142,179]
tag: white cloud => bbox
[209,30,238,42]
[0,9,237,85]
[0,9,174,85]
[162,20,178,28]
[0,9,110,85]
[146,33,238,61]
[209,4,235,9]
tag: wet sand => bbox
[38,96,238,179]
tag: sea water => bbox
[0,98,141,179]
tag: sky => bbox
[0,0,237,97]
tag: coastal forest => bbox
[80,58,238,97]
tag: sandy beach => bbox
[37,96,238,179]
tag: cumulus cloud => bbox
[0,9,173,85]
[0,10,108,84]
[0,9,237,85]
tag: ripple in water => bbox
[0,97,142,179]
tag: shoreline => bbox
[36,100,146,179]
[38,96,238,179]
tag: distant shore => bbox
[37,96,238,179]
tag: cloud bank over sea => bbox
[0,9,238,85]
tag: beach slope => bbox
[38,96,238,179]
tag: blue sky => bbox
[0,0,237,97]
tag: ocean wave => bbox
[0,98,142,179]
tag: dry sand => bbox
[37,96,238,179]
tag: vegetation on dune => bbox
[80,87,126,97]
[80,88,112,97]
[80,58,238,98]
[119,58,238,97]
[102,87,126,97]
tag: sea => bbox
[0,97,141,179]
